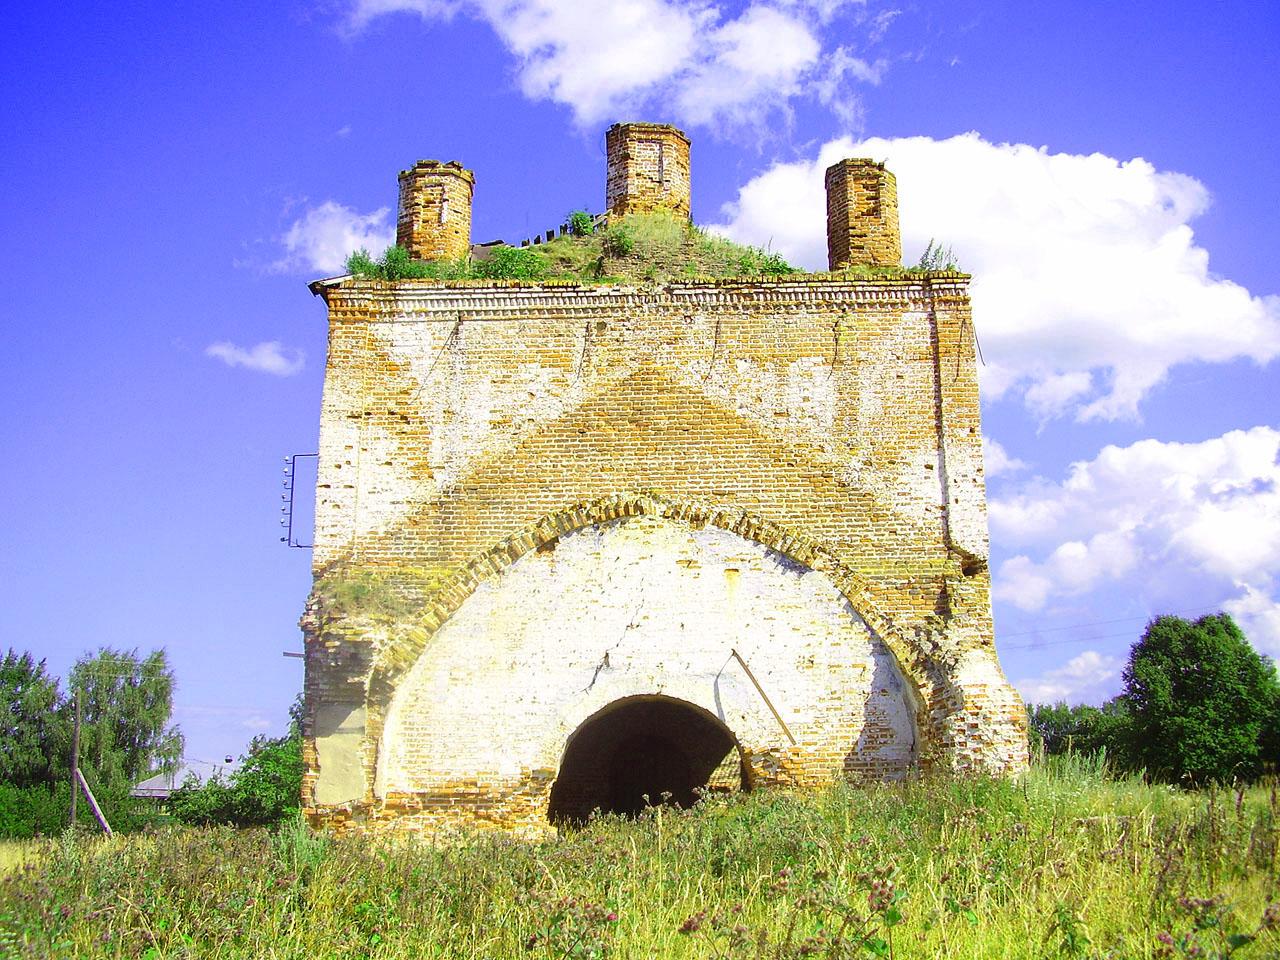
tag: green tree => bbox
[1029,702,1103,755]
[0,650,66,789]
[228,733,303,825]
[1121,613,1279,784]
[68,648,183,797]
[170,728,302,827]
[1027,699,1134,765]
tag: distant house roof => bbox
[131,758,239,800]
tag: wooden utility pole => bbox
[75,769,113,837]
[69,689,81,829]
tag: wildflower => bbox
[679,912,706,934]
[867,878,895,913]
[1263,903,1280,928]
[1154,931,1175,958]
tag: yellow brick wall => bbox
[301,273,1028,836]
[395,161,474,262]
[605,122,691,219]
[825,160,902,269]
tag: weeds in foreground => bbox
[2,769,1278,958]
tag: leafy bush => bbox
[568,210,595,237]
[345,245,470,280]
[0,783,66,839]
[472,245,548,280]
[345,247,380,277]
[600,224,635,258]
[170,733,302,828]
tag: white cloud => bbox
[344,0,889,130]
[983,436,1027,478]
[1015,650,1124,706]
[712,133,1280,420]
[989,427,1280,653]
[205,340,306,377]
[275,200,394,275]
[1225,586,1280,658]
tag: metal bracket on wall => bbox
[280,453,318,548]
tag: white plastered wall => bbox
[376,515,916,795]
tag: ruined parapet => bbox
[825,159,901,269]
[396,160,475,262]
[605,122,691,219]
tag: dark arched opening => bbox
[547,696,742,825]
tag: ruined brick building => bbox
[301,122,1028,836]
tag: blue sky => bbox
[2,0,1277,764]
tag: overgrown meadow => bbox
[3,757,1278,959]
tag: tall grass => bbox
[2,765,1277,958]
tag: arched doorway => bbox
[547,695,742,825]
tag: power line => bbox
[999,605,1229,651]
[997,604,1225,641]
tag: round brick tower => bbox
[396,160,475,262]
[824,159,902,269]
[605,122,691,220]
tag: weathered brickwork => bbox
[825,159,902,270]
[396,160,474,262]
[301,134,1028,837]
[605,122,691,220]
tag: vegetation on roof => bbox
[345,212,801,284]
[343,212,963,285]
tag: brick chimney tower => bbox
[396,160,475,262]
[605,122,691,220]
[824,159,901,269]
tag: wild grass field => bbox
[2,757,1277,959]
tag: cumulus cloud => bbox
[343,0,890,130]
[712,133,1280,420]
[983,436,1027,478]
[205,341,306,377]
[1014,650,1124,706]
[275,200,394,275]
[989,426,1280,653]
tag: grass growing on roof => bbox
[346,212,807,285]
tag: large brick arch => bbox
[360,492,959,794]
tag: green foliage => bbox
[1028,699,1132,762]
[341,214,801,286]
[170,732,302,828]
[69,648,183,798]
[568,210,595,237]
[1121,613,1279,784]
[0,783,68,839]
[344,247,379,277]
[344,245,470,280]
[472,244,549,280]
[600,223,635,258]
[4,770,1280,957]
[0,650,64,790]
[916,238,959,271]
[0,647,183,837]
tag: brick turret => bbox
[605,122,691,219]
[396,160,475,262]
[825,159,901,269]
